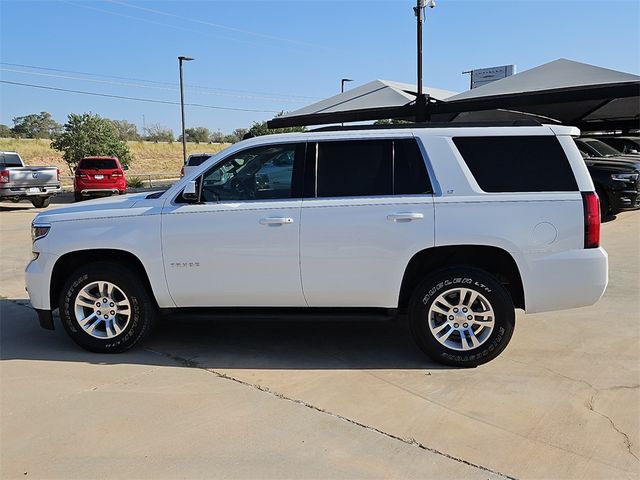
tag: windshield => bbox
[0,152,22,167]
[584,139,622,157]
[78,159,118,170]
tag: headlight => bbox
[611,172,639,183]
[31,223,51,242]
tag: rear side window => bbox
[452,136,578,192]
[78,159,118,170]
[314,139,432,198]
[317,140,392,197]
[0,152,22,167]
[187,155,210,167]
[394,139,432,194]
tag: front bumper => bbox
[611,189,640,211]
[25,251,58,312]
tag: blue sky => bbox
[1,0,639,135]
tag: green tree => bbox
[0,124,12,138]
[373,119,410,125]
[183,127,210,143]
[144,124,174,143]
[51,113,133,173]
[107,119,141,141]
[209,130,225,143]
[248,120,305,137]
[11,112,61,139]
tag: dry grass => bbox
[0,138,230,175]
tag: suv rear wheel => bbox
[409,267,515,367]
[59,262,156,353]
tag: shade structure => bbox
[268,80,456,128]
[268,59,639,131]
[434,59,640,131]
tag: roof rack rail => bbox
[310,120,543,133]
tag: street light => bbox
[413,0,435,121]
[178,55,194,165]
[341,78,353,93]
[414,0,435,97]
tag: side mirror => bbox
[182,180,199,202]
[123,165,129,171]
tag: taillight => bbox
[112,170,124,177]
[56,168,60,181]
[180,166,185,178]
[75,170,88,179]
[0,170,9,183]
[582,192,600,249]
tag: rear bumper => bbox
[78,188,121,195]
[0,185,62,198]
[523,247,608,314]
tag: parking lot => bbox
[1,199,638,479]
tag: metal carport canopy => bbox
[268,59,639,131]
[431,59,640,131]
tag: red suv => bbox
[74,156,127,202]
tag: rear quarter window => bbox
[187,155,210,167]
[452,136,578,192]
[78,159,118,170]
[0,153,22,167]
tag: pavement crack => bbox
[145,348,517,480]
[588,390,640,463]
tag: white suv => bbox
[26,123,608,366]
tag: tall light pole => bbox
[341,78,353,93]
[178,55,194,165]
[340,78,353,126]
[414,1,435,121]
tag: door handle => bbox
[259,217,294,225]
[387,212,424,222]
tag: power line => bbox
[0,62,320,100]
[106,0,332,52]
[0,80,280,114]
[0,67,310,103]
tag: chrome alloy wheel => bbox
[74,281,131,339]
[427,287,495,351]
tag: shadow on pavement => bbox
[1,299,444,371]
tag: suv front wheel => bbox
[409,268,515,367]
[59,262,156,353]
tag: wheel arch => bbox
[398,245,525,312]
[50,249,156,310]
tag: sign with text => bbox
[471,65,516,89]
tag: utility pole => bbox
[178,55,194,164]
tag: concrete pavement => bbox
[1,200,638,479]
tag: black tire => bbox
[31,197,50,208]
[408,267,515,367]
[74,192,83,202]
[59,262,156,353]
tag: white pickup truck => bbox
[26,122,608,366]
[0,151,62,208]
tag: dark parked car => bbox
[575,138,638,160]
[594,136,640,156]
[583,157,639,217]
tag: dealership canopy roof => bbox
[268,59,640,131]
[433,59,640,131]
[269,80,457,128]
